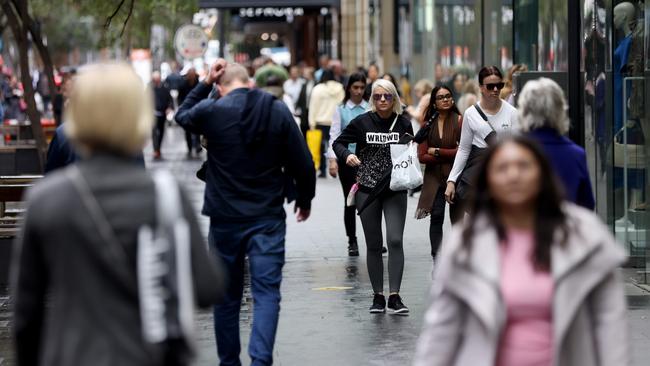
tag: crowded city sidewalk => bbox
[1,125,650,365]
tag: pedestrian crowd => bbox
[9,54,630,366]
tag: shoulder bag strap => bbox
[474,103,497,134]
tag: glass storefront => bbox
[412,0,650,280]
[580,0,650,280]
[411,0,513,82]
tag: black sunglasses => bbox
[372,93,394,101]
[435,93,453,101]
[483,82,505,91]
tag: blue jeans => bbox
[209,218,286,366]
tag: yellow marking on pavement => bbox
[312,286,354,291]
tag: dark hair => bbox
[423,85,461,122]
[320,69,336,83]
[461,136,568,271]
[343,72,367,104]
[478,65,503,85]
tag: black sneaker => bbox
[369,294,386,313]
[348,238,359,256]
[387,294,409,315]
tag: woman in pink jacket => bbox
[413,136,628,366]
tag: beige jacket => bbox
[413,204,629,366]
[308,80,344,128]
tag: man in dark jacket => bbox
[177,68,201,157]
[175,60,315,366]
[151,71,172,160]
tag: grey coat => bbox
[12,154,223,366]
[413,203,629,366]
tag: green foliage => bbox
[29,0,199,57]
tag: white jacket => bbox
[308,81,344,128]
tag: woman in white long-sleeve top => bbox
[444,66,518,213]
[414,136,628,366]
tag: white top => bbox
[327,99,369,159]
[283,78,304,106]
[448,100,519,183]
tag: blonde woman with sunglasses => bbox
[333,78,414,315]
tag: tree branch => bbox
[119,0,134,37]
[105,0,126,29]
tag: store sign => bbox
[239,7,305,18]
[174,25,209,60]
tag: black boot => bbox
[348,237,359,256]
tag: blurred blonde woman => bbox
[12,63,222,366]
[500,63,528,104]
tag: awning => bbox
[199,0,340,8]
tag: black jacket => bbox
[333,111,413,191]
[152,82,172,114]
[12,154,223,366]
[175,83,316,221]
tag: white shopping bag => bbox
[389,143,423,191]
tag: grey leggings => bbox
[356,190,407,294]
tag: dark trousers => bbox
[338,162,357,240]
[209,218,286,366]
[152,115,166,152]
[429,186,463,258]
[316,125,330,175]
[185,130,199,153]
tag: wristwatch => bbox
[434,148,440,157]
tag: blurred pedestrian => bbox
[445,66,518,214]
[309,69,345,178]
[519,77,595,209]
[327,72,369,256]
[177,68,202,158]
[314,54,330,83]
[333,79,414,315]
[501,64,528,105]
[13,62,223,366]
[400,75,413,106]
[296,66,316,137]
[450,72,468,101]
[283,65,304,109]
[457,79,480,114]
[255,64,300,126]
[382,73,402,97]
[415,86,463,260]
[175,61,316,366]
[406,79,434,126]
[151,71,173,160]
[364,63,380,100]
[329,59,347,85]
[414,136,628,366]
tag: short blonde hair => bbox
[414,79,434,95]
[517,77,570,135]
[65,63,153,155]
[370,79,403,115]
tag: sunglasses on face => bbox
[372,93,394,102]
[435,93,453,101]
[483,82,505,91]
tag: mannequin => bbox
[614,2,635,37]
[613,1,645,214]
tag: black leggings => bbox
[338,162,357,240]
[429,186,463,258]
[356,190,407,294]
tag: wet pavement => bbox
[1,125,650,365]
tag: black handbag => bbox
[455,104,496,203]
